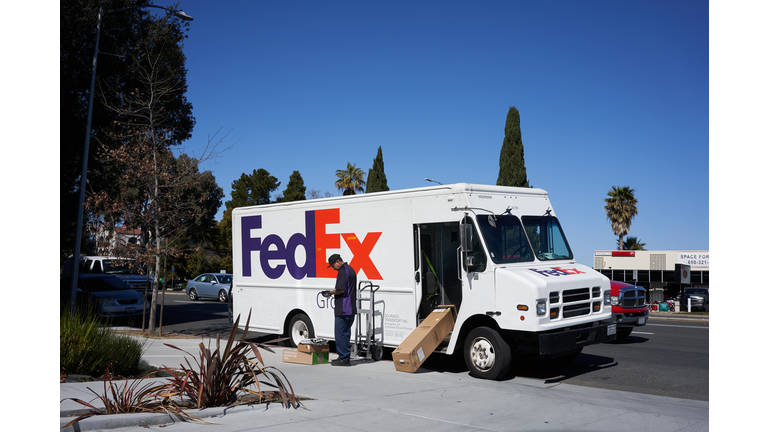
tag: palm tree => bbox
[618,236,646,251]
[335,162,366,195]
[604,186,638,251]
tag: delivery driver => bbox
[321,254,357,366]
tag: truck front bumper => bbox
[614,310,649,328]
[538,320,617,356]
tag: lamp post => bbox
[69,4,194,311]
[424,178,443,185]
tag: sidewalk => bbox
[649,310,709,322]
[60,334,709,431]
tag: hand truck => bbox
[352,281,384,361]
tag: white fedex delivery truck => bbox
[232,183,616,379]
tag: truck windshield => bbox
[476,215,535,263]
[521,216,573,261]
[684,288,708,296]
[103,259,146,275]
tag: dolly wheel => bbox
[371,345,384,361]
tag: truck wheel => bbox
[188,289,198,301]
[463,327,511,380]
[218,289,228,302]
[287,313,314,348]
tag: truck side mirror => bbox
[460,224,473,252]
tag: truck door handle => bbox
[415,272,421,283]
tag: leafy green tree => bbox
[604,186,639,251]
[184,249,209,277]
[365,146,389,193]
[496,107,529,188]
[282,171,307,202]
[60,0,194,263]
[215,208,233,258]
[619,236,647,251]
[174,154,224,242]
[226,169,280,208]
[335,162,366,195]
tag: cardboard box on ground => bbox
[392,305,456,373]
[282,344,330,365]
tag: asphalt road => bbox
[128,291,709,401]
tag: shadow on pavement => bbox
[608,335,650,345]
[398,348,619,384]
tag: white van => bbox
[232,183,616,379]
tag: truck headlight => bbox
[611,295,619,306]
[536,300,547,316]
[604,292,611,306]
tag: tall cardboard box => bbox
[282,344,330,365]
[392,305,456,373]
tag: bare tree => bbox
[86,42,231,334]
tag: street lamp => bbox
[424,178,443,185]
[69,4,194,310]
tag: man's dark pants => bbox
[335,315,355,361]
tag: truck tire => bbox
[286,313,315,348]
[463,326,511,380]
[616,328,633,340]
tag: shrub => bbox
[60,305,145,377]
[162,311,304,409]
[62,311,303,428]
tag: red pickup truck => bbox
[610,281,650,339]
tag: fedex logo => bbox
[241,208,382,280]
[528,267,586,277]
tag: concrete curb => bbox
[59,400,304,431]
[649,312,709,322]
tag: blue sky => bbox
[151,1,710,265]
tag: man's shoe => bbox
[331,359,350,366]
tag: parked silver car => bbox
[60,274,145,318]
[186,273,232,302]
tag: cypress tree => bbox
[365,146,390,193]
[496,107,530,187]
[226,168,280,208]
[282,171,307,202]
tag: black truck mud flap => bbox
[537,321,617,356]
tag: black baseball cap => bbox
[327,254,342,268]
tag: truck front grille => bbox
[620,287,646,308]
[563,303,591,318]
[552,286,603,320]
[562,288,590,303]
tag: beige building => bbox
[593,250,709,302]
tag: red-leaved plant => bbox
[160,311,304,409]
